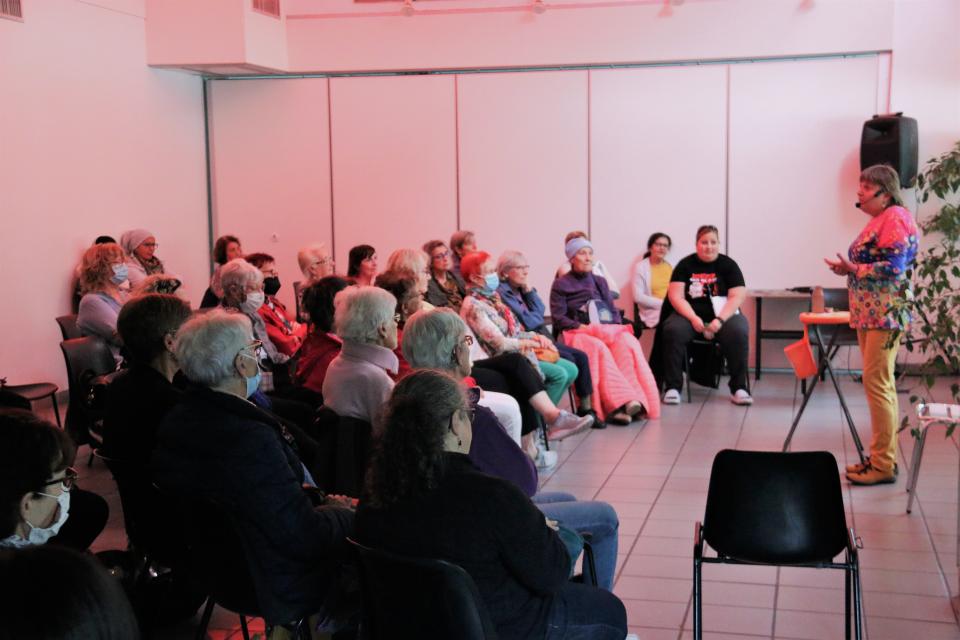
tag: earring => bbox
[458,436,463,447]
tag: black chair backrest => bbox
[56,315,82,341]
[335,414,373,498]
[348,539,498,640]
[703,449,848,565]
[60,337,116,443]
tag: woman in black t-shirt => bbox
[658,225,752,405]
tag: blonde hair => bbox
[297,243,331,277]
[860,164,905,206]
[386,248,428,277]
[79,243,125,293]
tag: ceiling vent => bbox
[252,0,281,17]
[1,0,23,20]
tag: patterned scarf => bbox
[471,287,518,336]
[137,255,165,276]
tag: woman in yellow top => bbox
[631,233,673,329]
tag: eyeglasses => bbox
[141,242,158,249]
[393,313,402,325]
[242,340,264,359]
[511,265,530,272]
[432,251,450,260]
[42,467,78,492]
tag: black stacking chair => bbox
[60,337,115,459]
[348,539,497,640]
[56,314,82,340]
[694,449,863,640]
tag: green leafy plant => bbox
[890,141,960,435]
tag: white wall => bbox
[0,0,208,390]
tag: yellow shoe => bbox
[845,458,898,475]
[847,466,896,486]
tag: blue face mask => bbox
[483,273,500,292]
[110,263,129,285]
[239,353,261,398]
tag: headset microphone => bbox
[854,190,884,209]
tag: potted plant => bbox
[891,141,960,434]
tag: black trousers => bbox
[472,353,546,436]
[660,312,750,393]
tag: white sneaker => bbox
[663,389,681,405]
[731,389,754,405]
[625,634,640,640]
[535,447,558,470]
[546,410,593,441]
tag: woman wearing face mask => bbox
[220,258,289,367]
[77,242,129,364]
[244,252,306,357]
[632,232,673,330]
[0,409,108,552]
[658,225,751,406]
[120,228,166,289]
[461,252,593,443]
[151,311,356,629]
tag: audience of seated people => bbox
[45,223,749,637]
[656,224,752,405]
[151,310,357,628]
[0,409,108,552]
[201,234,243,308]
[120,228,166,289]
[551,236,661,424]
[295,275,351,396]
[76,242,128,364]
[497,249,602,428]
[460,251,594,441]
[322,286,399,425]
[632,232,673,330]
[245,252,307,357]
[347,244,378,287]
[423,239,467,311]
[556,230,622,299]
[356,370,628,640]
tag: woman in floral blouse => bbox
[826,164,918,486]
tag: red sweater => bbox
[258,297,307,357]
[295,330,342,394]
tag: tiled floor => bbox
[71,372,960,639]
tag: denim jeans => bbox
[532,492,619,590]
[544,582,627,640]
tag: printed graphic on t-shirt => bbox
[688,273,718,299]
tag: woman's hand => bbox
[707,318,723,334]
[545,517,559,531]
[690,315,706,333]
[825,253,858,276]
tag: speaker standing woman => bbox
[825,164,918,486]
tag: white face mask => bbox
[15,490,71,547]
[241,291,265,314]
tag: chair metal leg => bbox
[852,561,864,640]
[693,558,702,640]
[239,615,250,640]
[906,426,930,514]
[50,393,62,429]
[844,565,852,640]
[195,597,215,640]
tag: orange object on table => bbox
[799,311,851,325]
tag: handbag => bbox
[534,347,560,363]
[784,326,818,379]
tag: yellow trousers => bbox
[857,329,901,473]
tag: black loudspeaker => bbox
[860,113,918,188]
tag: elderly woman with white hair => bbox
[551,237,661,424]
[322,286,400,424]
[298,243,336,287]
[151,310,356,628]
[219,258,289,367]
[120,229,165,289]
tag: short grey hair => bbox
[402,308,465,372]
[497,250,527,279]
[175,309,252,387]
[220,258,263,292]
[334,285,397,344]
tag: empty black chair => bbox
[0,378,62,428]
[348,538,497,640]
[60,337,116,452]
[694,450,863,640]
[56,314,82,340]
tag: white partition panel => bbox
[728,57,880,290]
[590,66,728,316]
[209,78,332,311]
[458,71,589,299]
[329,75,458,270]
